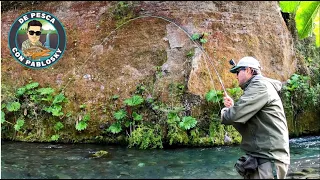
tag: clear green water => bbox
[1,136,319,179]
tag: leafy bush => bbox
[128,124,163,149]
[1,82,68,139]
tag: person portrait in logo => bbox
[21,20,51,60]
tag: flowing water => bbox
[1,136,319,179]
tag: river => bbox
[1,135,319,179]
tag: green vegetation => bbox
[111,1,136,28]
[1,82,69,141]
[281,74,320,136]
[1,1,46,13]
[279,2,320,136]
[186,49,195,58]
[99,81,244,149]
[279,1,320,47]
[191,33,209,45]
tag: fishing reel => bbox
[229,59,236,67]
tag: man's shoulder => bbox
[253,76,282,92]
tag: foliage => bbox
[108,122,122,134]
[226,87,243,101]
[14,119,25,131]
[205,87,242,105]
[186,49,195,58]
[51,121,64,141]
[1,110,5,124]
[128,124,163,149]
[75,113,91,131]
[167,124,189,145]
[281,73,320,135]
[124,95,144,106]
[54,121,64,131]
[165,110,197,146]
[1,82,68,138]
[191,33,209,45]
[179,116,197,130]
[205,89,223,103]
[111,1,136,28]
[279,1,320,47]
[1,1,45,13]
[114,109,127,120]
[208,115,225,145]
[283,74,320,107]
[105,82,200,148]
[107,94,144,135]
[51,134,60,141]
[6,102,21,112]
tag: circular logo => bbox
[8,11,66,69]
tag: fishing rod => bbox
[139,15,228,95]
[61,15,229,100]
[59,14,231,140]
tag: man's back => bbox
[222,75,290,164]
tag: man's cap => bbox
[230,56,261,73]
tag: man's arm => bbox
[221,81,269,125]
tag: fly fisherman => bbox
[220,56,290,179]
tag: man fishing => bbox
[220,56,290,179]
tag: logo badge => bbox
[8,11,66,69]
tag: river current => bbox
[1,136,319,179]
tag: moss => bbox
[1,1,47,13]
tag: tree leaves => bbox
[279,1,320,47]
[295,2,320,39]
[279,1,300,13]
[313,7,320,47]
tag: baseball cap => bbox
[230,56,261,73]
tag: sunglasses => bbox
[28,31,41,36]
[236,67,247,75]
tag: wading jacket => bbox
[222,75,290,165]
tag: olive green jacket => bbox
[222,75,290,165]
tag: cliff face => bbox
[1,1,303,142]
[2,1,295,94]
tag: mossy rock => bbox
[302,168,316,173]
[287,171,307,176]
[91,150,109,158]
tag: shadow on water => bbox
[1,136,320,179]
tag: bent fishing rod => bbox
[61,15,229,98]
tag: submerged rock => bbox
[91,150,109,158]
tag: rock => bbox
[91,150,109,158]
[302,168,315,173]
[138,162,145,167]
[305,174,320,179]
[287,171,307,176]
